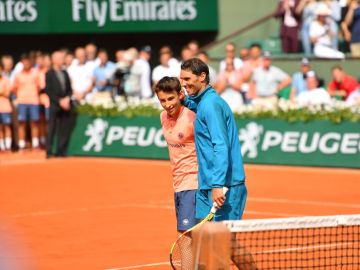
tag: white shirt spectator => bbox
[152,64,179,83]
[208,65,218,86]
[169,57,180,68]
[86,58,101,74]
[346,88,360,106]
[310,4,345,59]
[135,57,152,98]
[310,20,332,47]
[252,66,289,97]
[297,87,331,106]
[67,63,93,94]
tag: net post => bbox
[192,222,231,270]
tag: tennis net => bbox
[197,214,360,269]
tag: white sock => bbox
[32,137,39,148]
[0,139,5,151]
[18,140,26,149]
[5,137,11,150]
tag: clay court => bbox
[0,152,359,270]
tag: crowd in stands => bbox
[274,0,360,58]
[0,38,359,156]
[213,42,359,112]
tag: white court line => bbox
[9,203,173,218]
[9,204,296,219]
[0,156,169,167]
[245,164,360,175]
[249,197,360,209]
[104,261,169,270]
[8,196,360,219]
[151,197,360,210]
[104,242,357,270]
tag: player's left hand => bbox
[212,187,226,209]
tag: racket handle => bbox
[210,187,229,214]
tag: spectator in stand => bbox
[67,47,94,103]
[274,0,302,53]
[323,0,342,50]
[219,42,243,72]
[346,77,360,106]
[197,50,218,85]
[239,47,250,61]
[248,51,291,107]
[152,48,179,87]
[290,57,312,100]
[159,45,179,70]
[342,0,360,57]
[12,54,41,150]
[12,51,36,76]
[135,46,153,99]
[239,43,264,103]
[180,46,193,63]
[0,63,12,152]
[327,65,358,99]
[214,57,244,112]
[297,70,331,106]
[64,50,74,69]
[187,40,200,57]
[310,3,345,58]
[35,52,51,147]
[85,42,100,71]
[123,47,144,98]
[45,51,73,158]
[115,49,125,63]
[1,55,15,82]
[113,48,146,98]
[91,49,115,104]
[297,0,319,55]
[1,55,16,150]
[241,43,263,80]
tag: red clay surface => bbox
[0,152,359,270]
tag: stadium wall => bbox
[67,115,360,169]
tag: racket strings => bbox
[171,233,193,269]
[170,213,215,269]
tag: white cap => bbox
[316,3,332,16]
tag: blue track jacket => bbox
[184,85,245,190]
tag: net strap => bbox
[223,214,360,232]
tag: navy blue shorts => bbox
[174,190,197,231]
[0,113,12,125]
[196,183,247,221]
[17,104,40,122]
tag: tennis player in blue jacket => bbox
[180,58,247,222]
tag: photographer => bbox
[111,48,142,98]
[112,56,130,98]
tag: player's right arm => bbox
[183,96,197,112]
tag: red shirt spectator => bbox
[328,65,358,99]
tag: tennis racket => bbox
[169,187,229,270]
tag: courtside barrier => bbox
[67,115,360,168]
